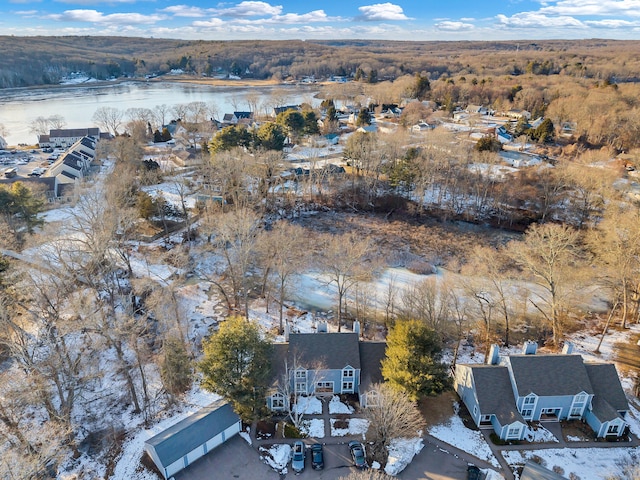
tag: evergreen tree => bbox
[256,122,286,151]
[302,110,320,135]
[160,337,192,396]
[381,319,450,399]
[356,109,372,126]
[199,316,272,421]
[209,125,253,153]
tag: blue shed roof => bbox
[145,401,240,468]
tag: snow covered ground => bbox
[427,407,501,468]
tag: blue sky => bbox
[2,1,640,40]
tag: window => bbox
[272,393,285,409]
[296,382,307,393]
[473,405,478,415]
[316,381,333,393]
[343,368,354,378]
[295,369,307,379]
[608,424,619,434]
[524,396,536,405]
[507,427,520,438]
[342,381,354,392]
[570,407,582,416]
[522,409,533,418]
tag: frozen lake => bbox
[0,81,320,146]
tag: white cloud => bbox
[357,3,410,21]
[496,12,584,28]
[435,21,474,31]
[213,1,282,17]
[49,9,165,25]
[585,18,640,27]
[233,10,340,25]
[15,10,38,15]
[162,5,210,18]
[539,0,640,17]
[192,18,225,27]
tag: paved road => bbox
[174,434,491,480]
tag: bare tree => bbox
[318,232,374,331]
[153,104,172,129]
[362,383,426,465]
[207,208,261,316]
[92,106,124,136]
[507,223,583,345]
[48,114,67,130]
[257,221,308,333]
[275,354,325,430]
[589,205,640,328]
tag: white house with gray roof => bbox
[144,400,241,479]
[454,341,629,441]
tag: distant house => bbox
[272,105,300,118]
[48,136,96,184]
[466,104,489,115]
[266,330,386,411]
[356,124,377,134]
[45,128,101,148]
[144,401,241,479]
[411,122,433,133]
[454,341,630,442]
[496,125,513,143]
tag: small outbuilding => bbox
[144,400,241,479]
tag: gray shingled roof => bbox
[358,342,387,391]
[585,363,629,421]
[469,365,525,426]
[287,333,361,370]
[145,400,239,468]
[520,461,566,480]
[50,128,100,138]
[507,354,594,397]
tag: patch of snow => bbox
[371,460,381,469]
[260,443,291,474]
[300,418,325,438]
[427,408,500,468]
[384,437,424,476]
[502,446,640,480]
[239,430,252,445]
[524,424,559,443]
[329,395,354,414]
[330,418,369,437]
[293,396,322,415]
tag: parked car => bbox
[311,443,324,470]
[348,441,366,469]
[291,440,305,473]
[467,465,482,480]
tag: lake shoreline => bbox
[0,75,325,97]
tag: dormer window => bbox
[295,369,307,379]
[342,367,354,378]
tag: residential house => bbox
[411,122,433,133]
[454,341,630,442]
[272,105,300,118]
[47,128,101,148]
[266,330,386,411]
[496,125,513,143]
[144,401,241,479]
[48,137,96,184]
[466,105,489,115]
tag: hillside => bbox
[1,36,640,88]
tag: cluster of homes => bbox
[0,128,102,202]
[144,331,631,479]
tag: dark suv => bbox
[348,441,366,469]
[311,443,324,470]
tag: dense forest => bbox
[1,36,640,88]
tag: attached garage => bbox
[144,401,241,479]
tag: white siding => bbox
[205,433,223,451]
[166,459,184,478]
[223,422,240,440]
[186,447,204,465]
